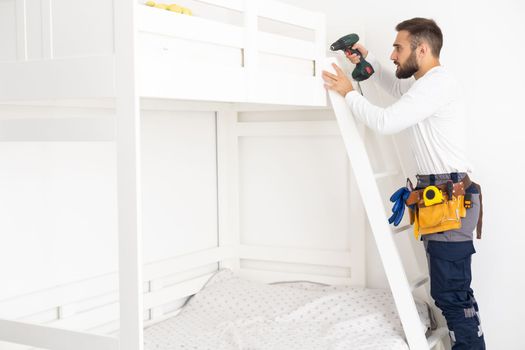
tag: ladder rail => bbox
[326,57,430,350]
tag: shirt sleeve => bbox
[344,76,450,135]
[366,52,415,98]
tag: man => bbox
[322,18,485,349]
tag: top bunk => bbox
[0,0,327,109]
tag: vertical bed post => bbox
[217,110,241,270]
[15,0,28,61]
[313,12,327,106]
[114,1,144,350]
[243,0,258,101]
[41,0,54,59]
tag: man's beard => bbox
[395,50,419,79]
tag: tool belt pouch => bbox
[408,206,415,225]
[414,195,466,236]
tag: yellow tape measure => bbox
[423,185,444,206]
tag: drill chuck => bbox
[330,33,360,51]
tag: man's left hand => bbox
[322,63,354,97]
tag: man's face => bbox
[390,30,419,79]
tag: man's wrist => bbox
[344,90,358,98]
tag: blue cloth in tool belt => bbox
[388,186,410,226]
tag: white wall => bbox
[281,0,525,348]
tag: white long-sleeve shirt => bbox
[344,53,472,176]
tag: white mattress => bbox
[144,269,433,350]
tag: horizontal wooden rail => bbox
[0,56,115,101]
[137,6,244,48]
[239,244,352,268]
[0,319,118,350]
[143,246,235,281]
[143,273,214,309]
[236,120,339,136]
[239,268,351,285]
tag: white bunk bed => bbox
[0,1,447,349]
[0,0,326,106]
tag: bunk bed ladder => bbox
[326,58,448,350]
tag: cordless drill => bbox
[330,34,374,81]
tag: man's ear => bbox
[418,42,429,58]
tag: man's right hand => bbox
[345,43,368,64]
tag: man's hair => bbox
[396,18,443,57]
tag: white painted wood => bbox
[40,0,53,59]
[0,0,17,62]
[0,98,116,109]
[0,319,118,350]
[313,12,326,81]
[258,51,312,77]
[0,142,119,302]
[0,98,327,112]
[217,110,241,271]
[256,0,321,30]
[238,131,351,251]
[0,1,332,347]
[16,308,59,327]
[0,274,117,320]
[257,32,316,60]
[63,292,118,318]
[114,1,143,350]
[51,303,119,331]
[136,0,326,105]
[162,0,244,12]
[0,56,115,101]
[139,32,241,71]
[148,280,163,321]
[236,120,338,136]
[88,320,120,336]
[143,309,182,328]
[15,0,27,61]
[347,161,366,286]
[251,73,324,106]
[141,99,235,112]
[239,245,353,268]
[1,1,326,105]
[0,117,115,141]
[143,247,235,281]
[392,224,412,235]
[23,0,43,60]
[326,57,430,350]
[137,60,246,102]
[235,104,328,112]
[57,304,78,320]
[149,265,218,291]
[238,268,351,285]
[0,250,226,322]
[243,0,258,70]
[140,111,218,262]
[143,274,214,310]
[50,0,113,58]
[410,276,429,292]
[137,6,244,48]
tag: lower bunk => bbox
[144,269,436,350]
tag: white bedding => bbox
[144,269,432,350]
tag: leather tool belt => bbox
[405,174,483,239]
